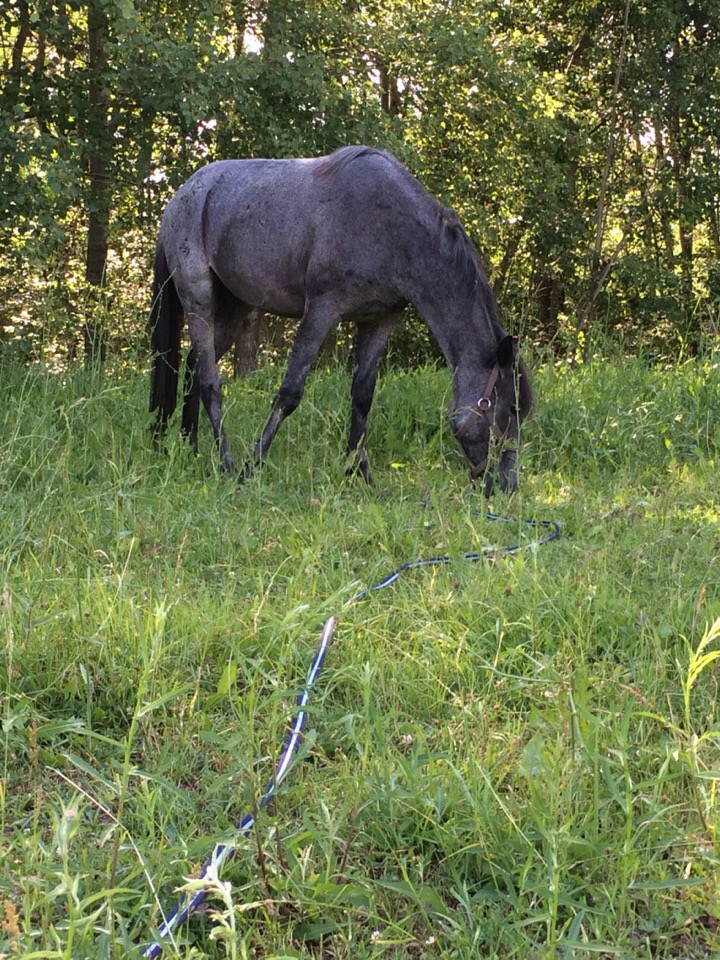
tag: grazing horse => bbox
[149,145,532,492]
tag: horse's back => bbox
[159,147,435,315]
[162,147,430,253]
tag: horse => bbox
[149,145,533,493]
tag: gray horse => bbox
[149,145,532,492]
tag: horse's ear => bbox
[497,335,517,369]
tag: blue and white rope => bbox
[348,514,560,602]
[142,512,559,956]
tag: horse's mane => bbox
[517,354,534,415]
[316,147,522,383]
[314,145,390,179]
[437,206,501,327]
[318,149,492,290]
[438,207,532,412]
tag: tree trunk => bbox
[665,36,698,347]
[668,107,694,292]
[233,310,266,378]
[575,0,630,360]
[533,272,565,342]
[492,226,524,301]
[378,59,401,116]
[652,122,676,265]
[226,2,260,375]
[83,0,111,365]
[708,202,720,263]
[10,0,31,84]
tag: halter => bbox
[453,363,501,443]
[452,363,506,480]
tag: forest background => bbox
[2,0,719,372]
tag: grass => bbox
[0,353,719,959]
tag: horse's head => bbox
[450,335,532,495]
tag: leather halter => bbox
[451,363,512,481]
[453,363,501,443]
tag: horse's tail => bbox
[148,241,183,432]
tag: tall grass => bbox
[1,355,719,958]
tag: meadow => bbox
[1,353,719,959]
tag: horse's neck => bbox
[413,289,497,372]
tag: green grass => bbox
[1,354,719,959]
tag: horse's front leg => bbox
[238,297,338,485]
[347,316,397,484]
[236,401,286,485]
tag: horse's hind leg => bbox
[176,268,236,472]
[183,287,258,470]
[181,347,200,451]
[181,322,242,455]
[193,336,236,472]
[348,315,397,483]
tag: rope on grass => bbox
[142,512,560,958]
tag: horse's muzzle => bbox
[470,446,519,496]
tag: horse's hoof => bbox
[345,461,374,485]
[236,461,256,487]
[484,470,518,497]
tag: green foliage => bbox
[2,0,720,362]
[1,357,720,957]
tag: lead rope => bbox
[142,511,560,958]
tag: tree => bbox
[1,0,718,365]
[83,0,111,362]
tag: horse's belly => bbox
[215,265,306,318]
[210,223,309,318]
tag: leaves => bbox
[2,0,720,360]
